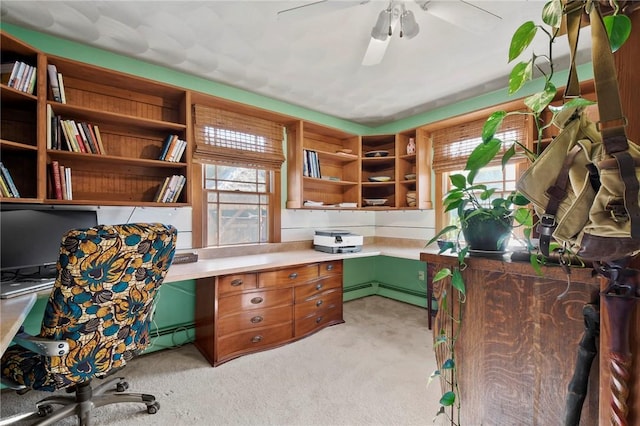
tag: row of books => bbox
[0,162,20,198]
[155,175,186,203]
[50,160,73,200]
[303,149,322,178]
[47,105,106,154]
[159,134,187,162]
[47,64,67,103]
[1,61,37,95]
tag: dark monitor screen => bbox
[1,209,98,272]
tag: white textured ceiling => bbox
[0,1,592,127]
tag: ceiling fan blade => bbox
[277,0,370,21]
[362,37,391,66]
[416,0,502,33]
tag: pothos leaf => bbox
[482,111,507,143]
[442,358,455,369]
[501,144,516,169]
[509,60,533,95]
[542,0,563,28]
[524,82,556,114]
[433,268,452,282]
[439,391,456,406]
[603,14,632,53]
[449,174,467,189]
[466,138,502,171]
[509,21,537,62]
[452,268,465,295]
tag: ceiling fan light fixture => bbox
[399,7,419,39]
[371,8,392,40]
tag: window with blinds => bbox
[432,113,529,173]
[193,105,283,247]
[432,112,531,239]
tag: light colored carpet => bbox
[1,296,443,425]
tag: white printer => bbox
[313,230,363,254]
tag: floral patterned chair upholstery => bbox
[1,223,177,425]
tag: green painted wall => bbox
[1,23,595,135]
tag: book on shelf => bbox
[59,164,67,200]
[47,64,63,102]
[0,162,21,197]
[303,149,322,178]
[159,134,186,162]
[50,160,63,200]
[46,104,53,149]
[65,167,73,200]
[57,72,67,103]
[1,61,17,86]
[92,125,106,155]
[0,173,11,197]
[155,175,186,203]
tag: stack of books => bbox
[0,162,20,198]
[303,149,321,178]
[48,106,106,154]
[155,175,186,203]
[159,134,187,162]
[1,61,37,94]
[50,160,73,200]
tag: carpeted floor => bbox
[1,296,443,425]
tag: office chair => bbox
[1,223,177,426]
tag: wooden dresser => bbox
[421,252,601,425]
[195,260,343,366]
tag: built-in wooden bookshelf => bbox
[0,30,191,206]
[286,120,432,210]
[0,32,42,203]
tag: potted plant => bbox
[426,1,633,424]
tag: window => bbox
[204,164,270,246]
[431,113,531,234]
[193,105,285,247]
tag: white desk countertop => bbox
[164,244,429,283]
[0,293,37,356]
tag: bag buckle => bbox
[538,214,557,236]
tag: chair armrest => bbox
[12,332,69,357]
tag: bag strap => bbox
[589,2,640,239]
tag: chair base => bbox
[1,377,159,426]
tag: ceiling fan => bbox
[277,0,502,66]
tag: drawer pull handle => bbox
[327,264,334,271]
[251,297,264,304]
[251,316,263,324]
[251,335,263,343]
[316,299,323,307]
[316,283,323,290]
[289,272,298,279]
[315,316,323,324]
[230,279,243,287]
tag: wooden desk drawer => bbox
[217,305,292,336]
[218,273,258,296]
[258,263,318,288]
[218,288,292,314]
[319,260,342,277]
[295,306,343,337]
[295,275,342,302]
[217,322,293,359]
[294,289,342,319]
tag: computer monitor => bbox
[0,209,98,273]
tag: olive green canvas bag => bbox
[517,2,640,262]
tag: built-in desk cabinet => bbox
[195,260,344,367]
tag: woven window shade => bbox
[432,113,529,172]
[193,105,285,170]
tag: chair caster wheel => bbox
[38,405,53,417]
[116,381,129,392]
[147,401,160,414]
